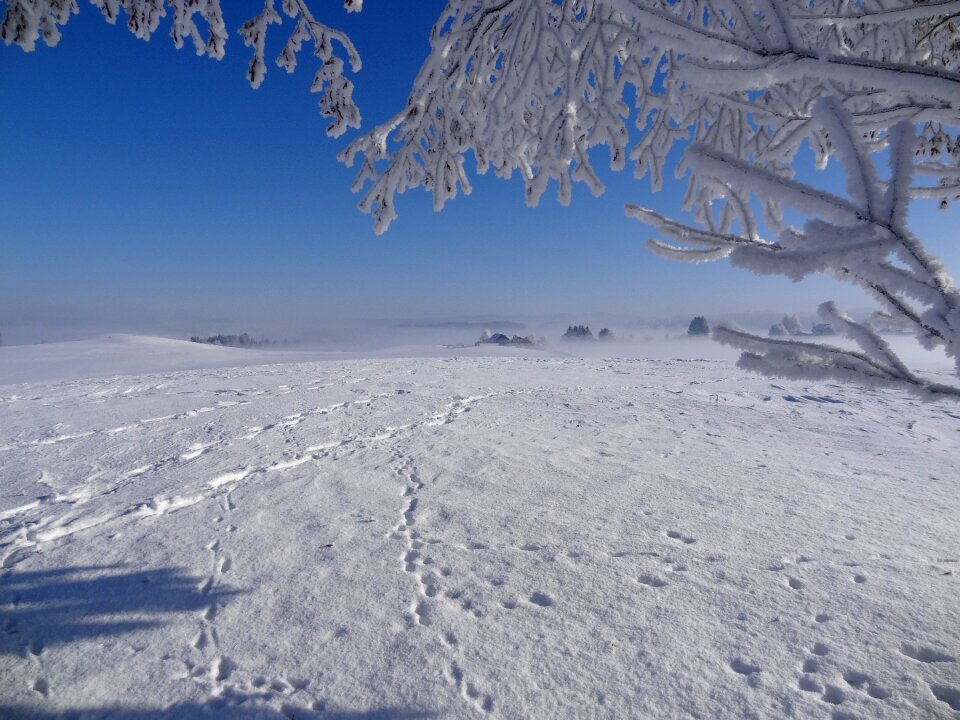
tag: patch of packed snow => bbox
[0,337,957,718]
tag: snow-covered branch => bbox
[714,315,960,399]
[343,1,960,232]
[343,0,960,397]
[2,0,362,136]
[648,102,960,396]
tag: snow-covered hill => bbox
[0,338,957,718]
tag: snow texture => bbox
[0,336,958,718]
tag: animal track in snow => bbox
[9,395,258,455]
[730,658,760,676]
[387,447,501,720]
[185,486,241,697]
[4,388,446,570]
[637,574,667,588]
[665,529,696,544]
[447,662,494,714]
[424,393,492,428]
[412,601,433,627]
[798,676,822,693]
[930,684,960,711]
[899,643,955,663]
[821,685,846,705]
[214,655,237,682]
[529,591,554,607]
[842,670,891,700]
[22,636,50,698]
[389,452,448,632]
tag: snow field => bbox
[0,340,958,718]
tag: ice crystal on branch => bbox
[240,0,361,136]
[344,0,960,397]
[2,0,361,137]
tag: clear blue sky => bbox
[1,1,958,343]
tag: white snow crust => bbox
[0,337,958,719]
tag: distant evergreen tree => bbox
[563,325,594,340]
[598,328,614,341]
[688,317,709,336]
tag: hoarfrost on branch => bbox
[341,0,960,398]
[1,0,362,137]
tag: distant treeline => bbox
[562,325,615,341]
[190,333,286,348]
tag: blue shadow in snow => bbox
[0,702,438,719]
[0,565,239,655]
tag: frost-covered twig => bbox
[714,317,960,400]
[240,0,361,137]
[2,0,362,136]
[342,1,960,233]
[2,0,226,54]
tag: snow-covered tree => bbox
[2,0,363,137]
[341,1,960,398]
[782,314,804,337]
[688,317,709,336]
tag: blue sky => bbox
[1,1,958,344]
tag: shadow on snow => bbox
[0,703,437,719]
[0,564,240,655]
[0,567,439,719]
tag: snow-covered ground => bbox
[0,336,958,719]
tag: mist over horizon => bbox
[0,305,883,349]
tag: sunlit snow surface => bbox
[0,337,958,719]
